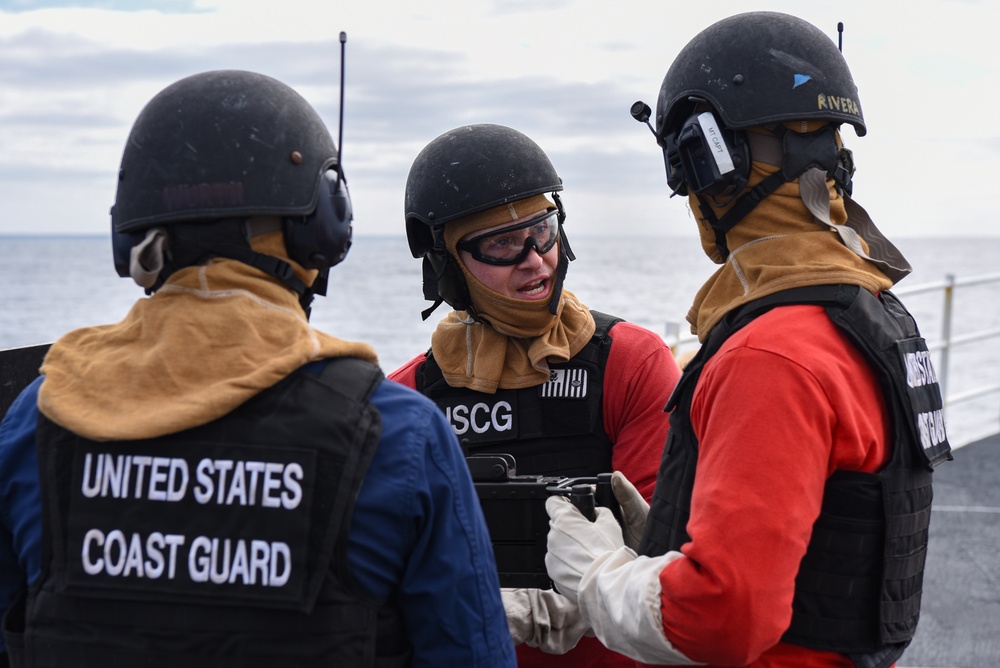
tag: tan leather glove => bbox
[610,470,649,551]
[501,587,592,653]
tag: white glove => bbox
[611,470,649,551]
[501,587,593,653]
[544,495,624,604]
[547,493,699,665]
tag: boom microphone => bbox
[630,100,658,139]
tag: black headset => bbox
[283,166,353,296]
[665,109,750,200]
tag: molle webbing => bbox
[417,310,620,477]
[638,284,948,660]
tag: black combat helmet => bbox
[636,12,865,258]
[110,70,352,306]
[403,124,571,319]
[654,11,865,144]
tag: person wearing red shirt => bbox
[392,123,681,667]
[544,11,952,668]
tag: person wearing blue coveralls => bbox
[0,69,515,668]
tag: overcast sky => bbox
[1,0,997,240]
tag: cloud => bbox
[1,0,998,238]
[0,0,204,13]
[0,17,664,236]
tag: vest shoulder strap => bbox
[667,285,858,412]
[312,356,384,404]
[589,309,624,339]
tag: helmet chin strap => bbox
[419,252,459,321]
[546,193,574,316]
[694,126,911,283]
[133,219,319,316]
[695,125,852,259]
[421,224,478,322]
[692,126,809,259]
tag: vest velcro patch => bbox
[540,368,588,399]
[63,440,318,609]
[896,337,951,468]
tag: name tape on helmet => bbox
[696,112,736,175]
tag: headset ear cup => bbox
[671,111,750,199]
[421,255,441,303]
[284,170,353,270]
[425,251,471,312]
[112,225,144,278]
[406,218,435,259]
[323,181,353,266]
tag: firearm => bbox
[467,454,620,589]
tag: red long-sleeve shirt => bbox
[654,305,891,667]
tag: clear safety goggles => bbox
[456,210,560,266]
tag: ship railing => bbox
[664,271,1000,448]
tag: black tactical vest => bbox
[3,357,411,668]
[638,285,951,668]
[416,310,622,477]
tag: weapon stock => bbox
[469,454,616,588]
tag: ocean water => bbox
[1,234,998,445]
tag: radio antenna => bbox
[337,31,347,177]
[837,22,844,52]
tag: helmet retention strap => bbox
[697,125,859,260]
[164,219,311,308]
